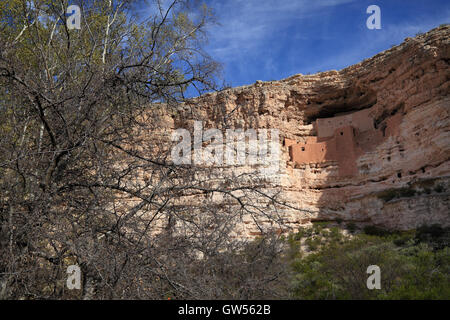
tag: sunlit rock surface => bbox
[163,26,450,236]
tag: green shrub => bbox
[305,237,321,251]
[312,224,324,234]
[302,227,313,238]
[289,230,450,299]
[363,225,390,237]
[392,232,414,247]
[329,227,343,242]
[415,224,450,249]
[346,222,357,233]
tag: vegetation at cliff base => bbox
[286,223,450,299]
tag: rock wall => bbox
[168,26,450,235]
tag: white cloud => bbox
[206,0,356,61]
[307,10,450,73]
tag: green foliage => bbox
[363,225,390,237]
[392,231,415,247]
[328,227,343,243]
[287,225,450,299]
[378,246,450,299]
[305,237,321,252]
[312,221,330,227]
[346,222,357,233]
[295,227,313,239]
[415,224,450,250]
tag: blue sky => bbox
[203,0,450,88]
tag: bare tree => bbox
[0,0,289,299]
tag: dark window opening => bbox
[303,92,377,124]
[340,132,343,136]
[397,172,402,178]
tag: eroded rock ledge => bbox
[169,25,450,235]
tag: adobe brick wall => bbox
[289,125,358,177]
[288,105,405,177]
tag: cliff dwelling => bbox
[285,106,404,177]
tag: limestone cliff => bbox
[168,25,450,235]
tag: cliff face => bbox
[170,26,450,235]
